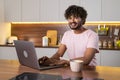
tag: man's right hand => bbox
[38,56,50,66]
[38,56,59,66]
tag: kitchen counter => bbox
[0,59,120,80]
[0,44,59,48]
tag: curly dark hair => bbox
[64,5,87,24]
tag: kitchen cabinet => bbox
[80,0,120,21]
[80,0,101,21]
[35,48,57,58]
[4,0,120,22]
[100,50,120,67]
[0,46,100,66]
[0,0,4,22]
[39,0,81,22]
[39,0,59,22]
[4,0,81,22]
[22,0,40,22]
[96,53,101,66]
[2,47,120,67]
[0,47,18,60]
[4,0,21,22]
[0,47,58,60]
[0,46,69,61]
[4,0,39,22]
[0,0,11,45]
[101,0,120,21]
[59,0,80,21]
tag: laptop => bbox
[14,40,63,70]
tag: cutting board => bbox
[46,30,57,46]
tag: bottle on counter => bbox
[103,40,108,48]
[114,37,119,48]
[108,40,113,48]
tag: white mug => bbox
[70,60,83,72]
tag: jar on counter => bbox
[103,40,108,48]
[42,36,49,46]
[114,37,119,48]
[98,40,102,47]
[108,40,113,48]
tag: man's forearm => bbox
[51,44,66,60]
[51,52,61,60]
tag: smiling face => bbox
[64,5,87,30]
[67,16,83,30]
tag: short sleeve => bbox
[61,31,68,45]
[87,32,99,53]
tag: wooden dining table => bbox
[0,59,120,80]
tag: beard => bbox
[68,22,82,30]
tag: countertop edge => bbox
[0,45,59,48]
[0,45,120,50]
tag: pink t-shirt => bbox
[61,29,99,66]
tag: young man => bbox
[39,5,99,66]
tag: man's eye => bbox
[74,17,79,19]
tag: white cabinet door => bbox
[95,53,101,66]
[80,0,101,21]
[0,47,57,60]
[22,0,40,22]
[36,48,57,58]
[101,50,120,67]
[102,0,120,21]
[4,0,21,22]
[0,47,18,60]
[39,0,59,22]
[59,0,80,21]
[0,0,4,22]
